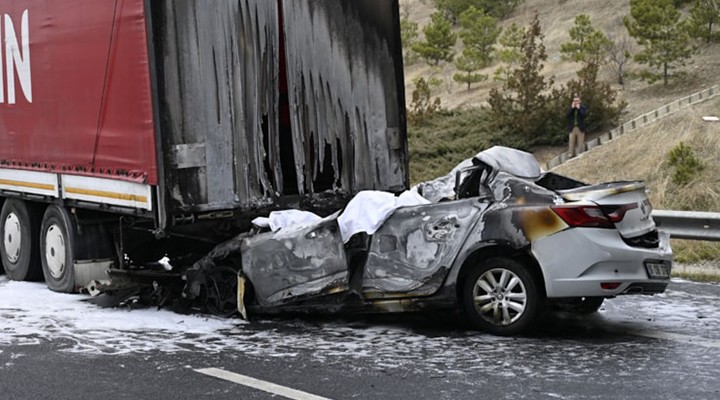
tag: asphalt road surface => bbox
[1,277,719,400]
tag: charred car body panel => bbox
[241,216,349,307]
[363,199,487,298]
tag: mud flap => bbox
[237,272,248,320]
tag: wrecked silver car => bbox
[187,146,672,336]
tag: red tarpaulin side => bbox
[0,0,158,185]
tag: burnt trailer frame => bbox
[145,0,409,238]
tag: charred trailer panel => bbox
[149,0,408,223]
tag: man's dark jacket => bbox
[566,104,588,132]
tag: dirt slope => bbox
[400,0,720,118]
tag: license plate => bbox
[645,261,670,279]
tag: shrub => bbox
[667,142,705,185]
[408,77,443,124]
[408,107,496,184]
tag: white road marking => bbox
[195,367,333,400]
[625,329,720,349]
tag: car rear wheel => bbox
[40,205,77,293]
[0,199,43,281]
[462,257,541,336]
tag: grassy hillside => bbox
[401,0,631,107]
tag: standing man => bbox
[567,95,588,157]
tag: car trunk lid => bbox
[558,181,655,238]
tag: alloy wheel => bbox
[472,268,528,326]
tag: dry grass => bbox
[672,260,720,282]
[672,270,720,282]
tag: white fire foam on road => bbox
[0,277,241,354]
[1,275,720,379]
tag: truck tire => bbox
[462,257,541,336]
[40,205,77,293]
[0,199,43,281]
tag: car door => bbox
[240,217,349,307]
[362,198,488,298]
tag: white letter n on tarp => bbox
[3,10,32,104]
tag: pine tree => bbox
[481,0,524,18]
[488,14,554,146]
[624,0,695,85]
[458,6,501,58]
[560,14,614,103]
[453,51,487,89]
[400,17,419,63]
[493,22,523,81]
[431,0,473,23]
[452,7,500,89]
[412,12,457,65]
[687,0,720,44]
[408,77,442,124]
[560,14,612,65]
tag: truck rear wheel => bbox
[0,199,43,281]
[40,205,77,293]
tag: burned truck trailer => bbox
[0,0,408,296]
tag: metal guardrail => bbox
[652,210,720,241]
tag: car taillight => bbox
[551,205,613,228]
[601,203,639,223]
